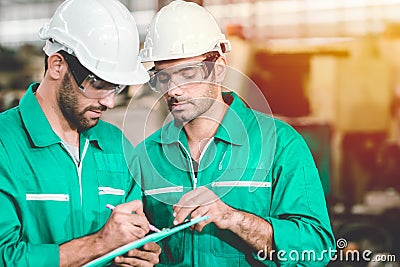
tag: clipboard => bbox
[82,215,209,267]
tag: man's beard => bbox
[58,72,106,132]
[167,86,217,124]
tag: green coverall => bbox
[0,83,140,266]
[136,92,335,266]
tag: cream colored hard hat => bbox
[140,0,231,62]
[39,0,149,85]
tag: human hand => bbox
[97,200,150,250]
[172,186,235,231]
[113,242,161,267]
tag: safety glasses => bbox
[79,74,126,99]
[59,50,126,99]
[148,52,220,93]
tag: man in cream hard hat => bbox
[0,0,160,266]
[135,1,335,266]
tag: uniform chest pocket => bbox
[96,170,127,224]
[209,168,272,257]
[97,170,126,203]
[21,175,72,243]
[95,153,127,202]
[211,168,272,216]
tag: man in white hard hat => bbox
[0,0,160,266]
[135,1,335,266]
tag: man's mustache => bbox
[81,105,107,114]
[167,97,191,107]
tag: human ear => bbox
[214,56,227,83]
[46,53,66,80]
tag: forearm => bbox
[227,209,273,252]
[173,187,274,253]
[59,201,150,266]
[59,232,108,267]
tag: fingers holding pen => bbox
[99,201,150,248]
[110,202,150,238]
[114,200,144,215]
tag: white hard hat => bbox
[140,0,231,62]
[39,0,149,85]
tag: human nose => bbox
[98,92,115,109]
[166,80,184,98]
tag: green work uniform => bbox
[0,83,140,266]
[136,92,335,266]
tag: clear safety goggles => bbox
[78,74,126,99]
[148,52,220,93]
[59,50,126,99]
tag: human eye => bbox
[86,75,108,90]
[89,77,115,91]
[178,67,199,80]
[157,72,170,84]
[91,80,108,90]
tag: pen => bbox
[105,204,161,233]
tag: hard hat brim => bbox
[95,63,150,86]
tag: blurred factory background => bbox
[1,0,400,265]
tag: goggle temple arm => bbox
[58,50,91,86]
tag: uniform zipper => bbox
[61,139,89,206]
[98,187,125,196]
[78,139,90,205]
[178,138,213,267]
[198,137,214,163]
[26,194,70,201]
[218,150,227,171]
[178,138,214,189]
[178,141,197,189]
